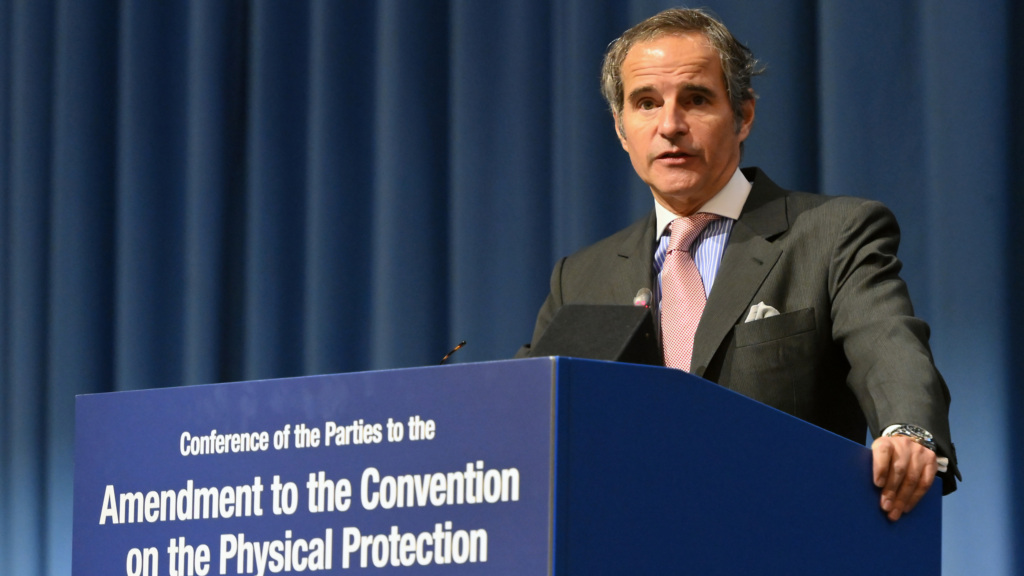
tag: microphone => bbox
[633,288,653,308]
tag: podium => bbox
[73,358,940,575]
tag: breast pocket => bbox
[734,307,816,348]
[726,307,818,415]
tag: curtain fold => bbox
[370,0,451,368]
[303,1,375,376]
[117,1,188,391]
[0,1,1019,574]
[182,0,248,387]
[6,3,53,572]
[245,0,310,381]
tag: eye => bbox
[691,94,708,106]
[637,98,657,111]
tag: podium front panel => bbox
[74,360,556,575]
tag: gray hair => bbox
[600,7,762,130]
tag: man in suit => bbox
[519,8,958,521]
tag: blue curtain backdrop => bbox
[1,0,1020,574]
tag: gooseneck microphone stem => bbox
[440,341,467,365]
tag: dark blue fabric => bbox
[0,1,1019,574]
[1011,0,1024,570]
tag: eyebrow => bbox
[683,83,714,96]
[626,82,716,104]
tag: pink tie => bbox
[662,214,718,371]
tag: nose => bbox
[658,102,688,139]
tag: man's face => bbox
[614,33,754,216]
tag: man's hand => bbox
[871,435,938,521]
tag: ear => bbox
[736,96,756,142]
[613,112,629,151]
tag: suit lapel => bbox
[613,211,658,304]
[691,169,789,376]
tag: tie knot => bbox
[668,213,719,252]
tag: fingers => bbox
[900,447,938,511]
[871,437,892,488]
[871,436,938,521]
[875,437,904,519]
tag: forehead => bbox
[621,33,725,91]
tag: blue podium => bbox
[73,358,940,575]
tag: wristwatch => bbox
[885,424,937,452]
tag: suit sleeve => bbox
[828,200,959,492]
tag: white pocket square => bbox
[745,301,780,322]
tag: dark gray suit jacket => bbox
[521,167,959,492]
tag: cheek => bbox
[701,122,739,153]
[626,148,649,175]
[620,133,648,163]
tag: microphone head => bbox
[633,287,653,308]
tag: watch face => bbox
[901,425,933,441]
[890,425,936,452]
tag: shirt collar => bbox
[654,168,752,238]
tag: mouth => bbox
[654,150,696,163]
